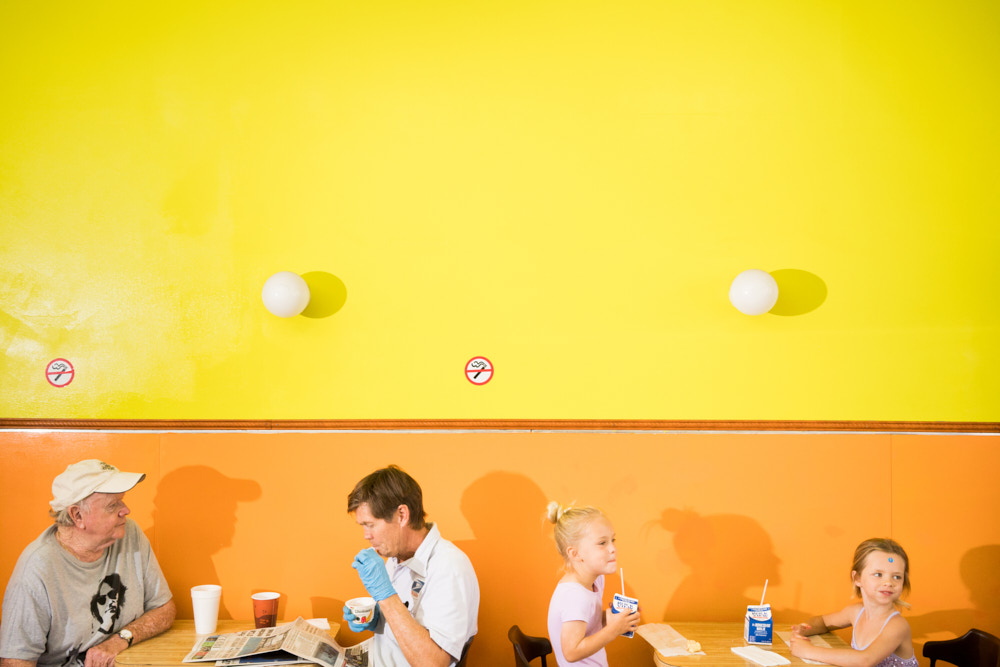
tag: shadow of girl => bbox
[453,471,561,664]
[658,509,785,621]
[908,544,1000,645]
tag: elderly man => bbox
[1,460,175,667]
[344,465,479,667]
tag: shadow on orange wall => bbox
[149,466,261,619]
[453,471,561,664]
[311,597,347,628]
[4,431,999,667]
[655,508,807,622]
[908,544,1000,644]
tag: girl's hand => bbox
[789,629,813,658]
[790,623,812,638]
[605,606,640,636]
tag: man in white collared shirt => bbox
[344,466,479,667]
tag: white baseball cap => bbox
[50,459,146,512]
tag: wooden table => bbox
[649,622,847,666]
[116,620,340,666]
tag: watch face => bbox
[119,629,133,644]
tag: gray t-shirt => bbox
[0,519,172,667]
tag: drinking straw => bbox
[621,568,625,596]
[760,579,769,606]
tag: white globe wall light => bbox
[262,271,311,317]
[729,269,779,316]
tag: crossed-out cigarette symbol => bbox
[465,357,493,385]
[46,359,75,387]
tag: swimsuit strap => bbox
[875,611,901,637]
[853,609,901,650]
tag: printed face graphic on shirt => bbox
[64,644,86,667]
[90,573,127,634]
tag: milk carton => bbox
[744,603,773,645]
[611,593,639,638]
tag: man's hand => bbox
[2,657,39,667]
[83,635,127,667]
[352,548,396,601]
[81,599,176,667]
[343,603,380,632]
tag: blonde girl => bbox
[790,538,917,667]
[545,502,640,667]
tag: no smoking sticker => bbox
[465,356,493,385]
[46,359,75,388]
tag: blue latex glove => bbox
[342,602,380,632]
[352,547,396,601]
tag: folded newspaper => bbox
[182,617,370,667]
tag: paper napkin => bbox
[635,623,706,657]
[775,630,831,665]
[730,645,791,665]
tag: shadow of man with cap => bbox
[1,459,175,667]
[150,466,261,620]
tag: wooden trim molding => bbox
[0,419,998,432]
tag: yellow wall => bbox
[2,431,998,666]
[2,1,999,421]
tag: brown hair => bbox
[852,537,911,599]
[546,501,607,561]
[347,465,426,529]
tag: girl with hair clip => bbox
[545,501,640,667]
[791,538,918,667]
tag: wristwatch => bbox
[118,628,134,647]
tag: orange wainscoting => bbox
[2,431,998,666]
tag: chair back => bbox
[923,628,1000,667]
[508,625,552,667]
